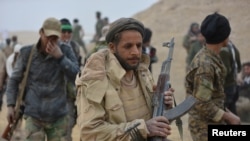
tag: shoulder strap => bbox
[15,44,35,112]
[228,42,238,78]
[173,96,183,141]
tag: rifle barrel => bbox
[150,38,175,141]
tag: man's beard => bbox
[114,53,139,71]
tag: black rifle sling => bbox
[228,42,238,79]
[173,95,183,141]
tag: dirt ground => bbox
[1,0,250,141]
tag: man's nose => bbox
[131,46,140,55]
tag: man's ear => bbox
[108,42,115,53]
[222,37,229,47]
[39,28,43,36]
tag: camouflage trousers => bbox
[66,99,77,141]
[188,117,208,141]
[24,115,68,141]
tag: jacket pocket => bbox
[104,88,126,123]
[75,85,96,128]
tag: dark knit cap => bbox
[143,28,152,43]
[60,18,71,25]
[201,12,231,44]
[60,18,72,30]
[106,18,144,43]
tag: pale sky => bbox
[0,0,158,35]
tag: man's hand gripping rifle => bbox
[1,105,24,141]
[150,38,196,141]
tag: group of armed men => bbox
[0,11,249,141]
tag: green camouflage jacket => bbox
[185,47,227,123]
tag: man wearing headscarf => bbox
[185,12,241,141]
[182,22,200,53]
[75,17,174,140]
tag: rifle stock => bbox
[149,38,196,141]
[1,105,24,141]
[1,123,11,140]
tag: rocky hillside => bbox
[131,0,250,140]
[132,0,249,106]
[133,0,249,63]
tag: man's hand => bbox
[45,41,63,59]
[223,108,241,124]
[7,106,15,124]
[164,88,174,108]
[146,116,171,137]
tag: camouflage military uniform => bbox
[72,23,87,55]
[24,115,68,141]
[186,41,204,66]
[75,49,154,141]
[182,23,200,53]
[185,47,227,141]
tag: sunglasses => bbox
[62,29,72,33]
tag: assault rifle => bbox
[149,38,196,141]
[1,45,35,141]
[125,38,196,141]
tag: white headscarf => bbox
[6,44,22,77]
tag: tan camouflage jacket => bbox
[185,47,227,123]
[75,49,154,141]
